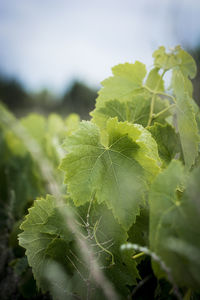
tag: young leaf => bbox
[153,46,197,79]
[153,46,181,70]
[96,61,146,103]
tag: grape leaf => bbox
[60,118,160,229]
[176,48,197,79]
[75,200,140,296]
[96,61,146,102]
[19,194,140,298]
[145,68,164,91]
[148,122,182,167]
[172,70,200,168]
[18,195,73,291]
[128,207,149,246]
[91,96,170,131]
[149,160,200,290]
[153,46,181,70]
[153,46,197,79]
[90,62,147,125]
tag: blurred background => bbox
[0,0,200,118]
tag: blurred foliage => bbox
[190,47,200,106]
[0,105,80,300]
[0,75,97,118]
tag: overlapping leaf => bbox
[18,195,73,291]
[91,95,170,131]
[149,160,200,290]
[145,68,164,91]
[148,123,182,167]
[172,70,200,168]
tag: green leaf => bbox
[78,201,140,296]
[148,122,182,166]
[145,68,164,91]
[19,194,140,298]
[153,46,181,70]
[149,160,200,290]
[93,61,146,106]
[172,70,200,168]
[91,96,170,131]
[153,46,197,82]
[18,195,73,291]
[128,207,149,246]
[60,118,160,229]
[176,48,197,79]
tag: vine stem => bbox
[147,92,156,126]
[144,85,176,103]
[147,70,167,126]
[94,220,115,266]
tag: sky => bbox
[0,0,200,93]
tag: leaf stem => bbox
[144,85,176,103]
[147,93,156,126]
[146,69,177,126]
[93,220,115,266]
[147,70,165,126]
[132,252,145,259]
[152,104,176,120]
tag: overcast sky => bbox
[0,0,200,92]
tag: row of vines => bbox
[0,46,200,299]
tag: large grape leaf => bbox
[60,118,160,230]
[172,70,200,168]
[19,194,140,299]
[149,160,200,290]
